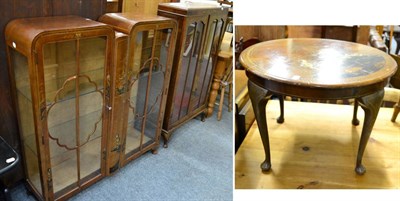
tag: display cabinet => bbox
[5,16,114,201]
[158,2,228,147]
[99,13,177,172]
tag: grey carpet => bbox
[10,102,233,201]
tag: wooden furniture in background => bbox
[123,0,170,15]
[235,100,400,189]
[287,26,322,38]
[99,13,177,173]
[158,2,228,147]
[235,38,260,70]
[234,26,287,43]
[369,27,388,52]
[287,26,370,44]
[106,0,123,13]
[321,26,370,44]
[5,16,114,201]
[240,38,397,175]
[0,0,108,188]
[234,70,255,153]
[207,32,233,117]
[216,63,232,121]
[234,36,259,152]
[389,54,400,122]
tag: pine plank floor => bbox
[235,100,400,189]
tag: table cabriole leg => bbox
[352,100,360,125]
[277,95,285,124]
[248,80,273,172]
[355,89,384,175]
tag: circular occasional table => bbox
[239,38,398,175]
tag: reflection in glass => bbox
[125,28,170,156]
[197,19,225,108]
[169,18,225,125]
[11,48,43,196]
[43,37,106,197]
[170,22,205,123]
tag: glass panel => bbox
[125,28,169,156]
[10,48,43,196]
[44,37,106,197]
[78,37,105,182]
[198,19,225,107]
[43,41,77,104]
[125,30,154,154]
[44,40,78,194]
[79,37,106,91]
[142,28,171,142]
[125,31,145,154]
[170,21,205,124]
[141,29,169,146]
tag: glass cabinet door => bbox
[43,36,107,197]
[124,28,172,157]
[170,21,206,124]
[196,18,225,107]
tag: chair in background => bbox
[389,54,400,122]
[207,31,233,118]
[235,37,260,70]
[352,54,400,123]
[217,62,233,121]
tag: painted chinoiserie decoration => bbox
[158,1,229,147]
[5,16,114,200]
[99,13,177,174]
[240,38,397,175]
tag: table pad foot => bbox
[352,118,360,126]
[276,116,285,124]
[355,164,366,175]
[261,160,272,172]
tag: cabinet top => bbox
[5,15,113,55]
[99,13,177,35]
[158,2,228,16]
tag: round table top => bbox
[240,38,398,88]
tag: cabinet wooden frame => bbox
[158,2,229,147]
[5,16,114,201]
[99,13,177,172]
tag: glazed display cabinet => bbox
[5,16,114,201]
[158,2,228,147]
[99,13,177,173]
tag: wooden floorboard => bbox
[235,100,400,189]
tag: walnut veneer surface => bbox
[239,38,397,175]
[240,38,397,89]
